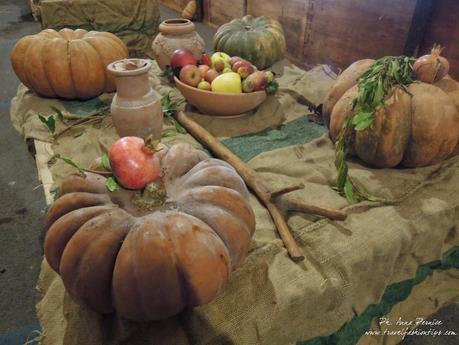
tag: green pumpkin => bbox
[213,15,287,70]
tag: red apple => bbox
[198,64,210,78]
[213,59,226,72]
[242,71,268,92]
[109,137,160,190]
[232,60,255,78]
[204,69,220,83]
[229,56,244,66]
[200,53,212,67]
[170,49,197,70]
[179,64,202,87]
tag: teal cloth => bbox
[222,115,327,162]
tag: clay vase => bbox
[107,59,163,139]
[152,19,205,70]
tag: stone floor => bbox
[0,1,457,344]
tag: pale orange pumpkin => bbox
[325,60,459,168]
[44,143,256,321]
[11,28,128,100]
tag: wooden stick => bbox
[177,111,305,262]
[288,200,347,221]
[270,183,305,199]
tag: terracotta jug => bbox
[152,19,205,70]
[107,59,163,139]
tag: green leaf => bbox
[52,154,86,177]
[38,114,56,134]
[352,111,373,131]
[161,129,177,137]
[49,105,64,121]
[265,81,279,95]
[344,179,357,204]
[101,154,111,171]
[106,177,118,192]
[50,187,60,201]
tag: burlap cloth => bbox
[10,60,459,345]
[31,0,161,57]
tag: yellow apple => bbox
[211,72,242,93]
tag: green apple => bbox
[222,67,233,73]
[211,72,242,93]
[211,52,231,71]
[197,80,211,91]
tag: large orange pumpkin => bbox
[325,60,459,168]
[44,143,256,321]
[11,28,128,100]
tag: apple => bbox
[211,72,242,93]
[222,67,233,73]
[109,137,160,190]
[170,49,197,70]
[242,71,268,93]
[265,71,275,82]
[197,80,211,91]
[232,60,255,78]
[198,64,210,77]
[179,64,201,87]
[205,69,220,83]
[229,56,244,66]
[211,52,231,70]
[200,53,212,67]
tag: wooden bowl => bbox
[174,77,267,116]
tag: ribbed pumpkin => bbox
[213,15,286,70]
[325,60,459,168]
[44,143,256,321]
[11,28,128,100]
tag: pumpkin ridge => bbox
[44,204,116,272]
[178,202,252,269]
[83,38,107,92]
[61,209,132,313]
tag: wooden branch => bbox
[288,200,347,221]
[270,183,305,199]
[176,111,348,262]
[177,111,304,262]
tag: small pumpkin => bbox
[44,143,256,321]
[213,15,286,70]
[326,60,459,168]
[182,0,197,20]
[11,28,128,100]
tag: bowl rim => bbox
[174,77,267,97]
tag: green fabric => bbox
[222,115,327,162]
[60,98,106,117]
[297,246,459,345]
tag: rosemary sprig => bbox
[335,56,415,203]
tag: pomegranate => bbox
[109,137,160,190]
[413,45,450,83]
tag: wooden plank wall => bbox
[160,0,459,78]
[419,0,459,80]
[302,0,417,69]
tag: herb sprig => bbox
[335,56,415,203]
